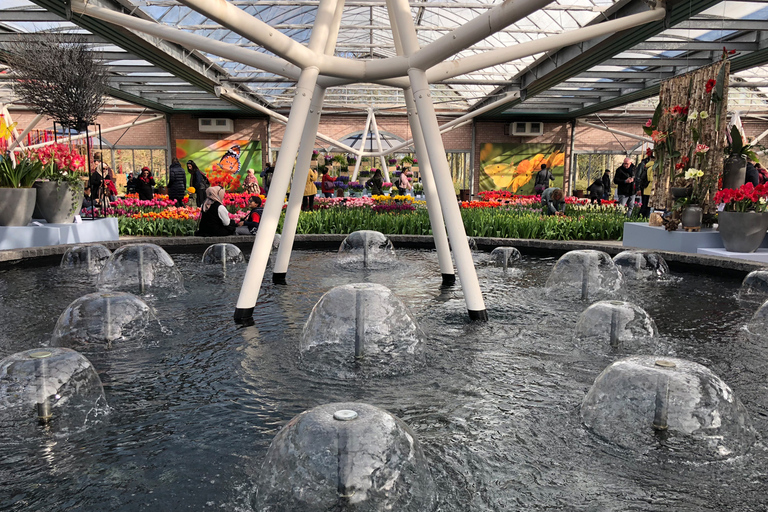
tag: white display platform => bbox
[623,222,768,254]
[697,248,768,264]
[0,218,119,250]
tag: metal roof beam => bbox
[135,1,608,10]
[602,57,712,67]
[677,19,768,31]
[633,41,758,51]
[0,10,63,22]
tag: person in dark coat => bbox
[533,164,554,195]
[235,195,262,235]
[367,168,384,196]
[187,160,208,206]
[195,186,235,237]
[614,158,636,216]
[586,179,604,204]
[260,162,275,194]
[601,169,612,200]
[746,160,759,187]
[136,167,155,201]
[541,187,565,216]
[167,157,187,206]
[633,156,651,218]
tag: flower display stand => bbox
[0,218,118,251]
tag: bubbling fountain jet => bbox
[300,283,425,379]
[252,402,436,511]
[0,348,107,429]
[613,250,669,280]
[97,243,184,296]
[50,291,155,349]
[488,247,522,271]
[574,300,657,351]
[60,244,112,274]
[581,356,756,459]
[202,243,245,276]
[545,250,622,302]
[338,230,396,269]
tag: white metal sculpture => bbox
[71,0,666,323]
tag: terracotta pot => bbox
[0,188,37,226]
[33,181,84,224]
[718,211,768,253]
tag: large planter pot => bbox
[33,181,84,224]
[681,205,703,230]
[722,154,747,190]
[0,188,37,226]
[671,186,691,199]
[718,211,768,253]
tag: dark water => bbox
[1,247,767,511]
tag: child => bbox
[236,195,262,235]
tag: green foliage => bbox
[0,154,45,188]
[118,217,197,236]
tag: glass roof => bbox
[1,0,767,117]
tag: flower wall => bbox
[649,58,730,212]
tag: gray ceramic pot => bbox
[681,205,703,230]
[0,188,37,226]
[718,211,768,253]
[33,181,84,224]
[722,154,747,191]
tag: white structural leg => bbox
[350,108,374,182]
[390,0,487,320]
[369,114,390,183]
[272,86,327,283]
[404,90,455,285]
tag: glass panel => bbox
[134,149,153,175]
[114,149,135,177]
[447,151,471,191]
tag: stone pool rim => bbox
[0,234,762,276]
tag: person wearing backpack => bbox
[533,164,554,195]
[187,160,209,207]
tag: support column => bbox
[350,108,374,182]
[234,67,321,324]
[370,114,390,182]
[404,89,455,286]
[272,86,326,284]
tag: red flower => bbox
[705,79,716,94]
[646,148,654,158]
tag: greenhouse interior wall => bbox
[8,107,768,199]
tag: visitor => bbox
[244,168,261,196]
[81,185,94,214]
[104,178,118,202]
[136,167,155,201]
[167,157,186,207]
[757,163,768,185]
[745,160,759,187]
[321,168,336,198]
[586,178,603,204]
[236,195,263,235]
[187,160,209,206]
[260,162,275,194]
[126,172,137,194]
[302,168,317,211]
[614,157,636,217]
[541,187,566,216]
[397,170,412,196]
[367,168,384,196]
[89,165,104,206]
[195,186,235,236]
[601,169,612,200]
[93,152,114,181]
[533,164,554,195]
[634,156,652,218]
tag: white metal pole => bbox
[6,113,43,152]
[272,86,327,283]
[350,108,374,182]
[405,89,455,285]
[17,116,165,151]
[390,0,486,320]
[369,114,390,182]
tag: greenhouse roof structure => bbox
[1,0,767,119]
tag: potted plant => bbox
[311,150,319,161]
[155,175,168,195]
[29,144,86,224]
[722,126,761,190]
[0,153,45,226]
[347,154,357,165]
[714,182,768,252]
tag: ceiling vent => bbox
[510,121,543,137]
[198,118,234,133]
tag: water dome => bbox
[0,348,106,428]
[746,298,768,335]
[488,247,522,269]
[581,356,755,459]
[740,270,768,299]
[97,243,184,296]
[252,402,435,511]
[50,292,155,349]
[338,230,396,268]
[300,283,425,379]
[545,250,623,301]
[574,301,657,350]
[60,244,112,274]
[613,250,669,279]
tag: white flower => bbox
[689,110,699,120]
[685,169,701,179]
[760,197,767,205]
[699,111,709,119]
